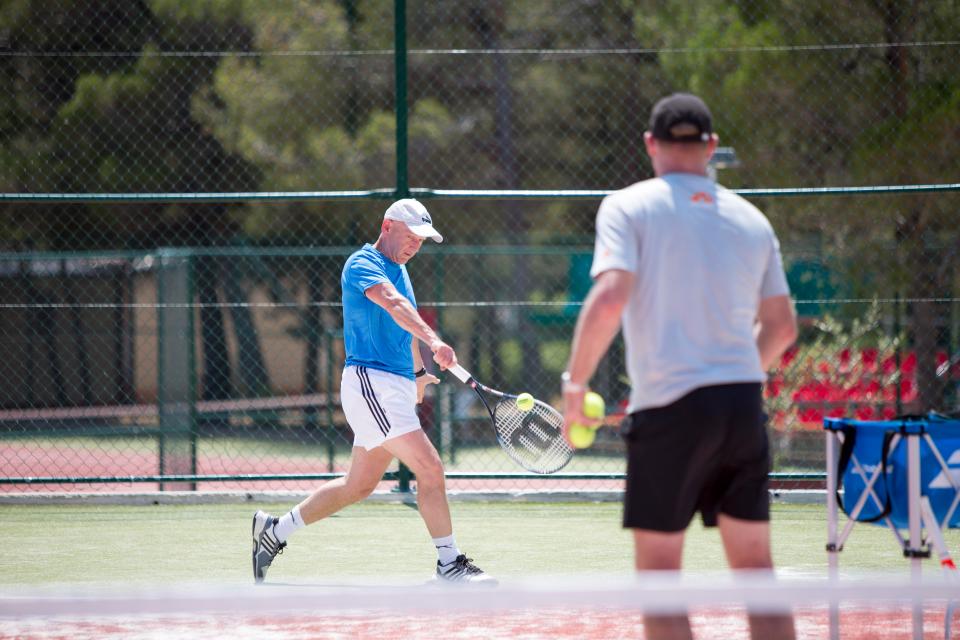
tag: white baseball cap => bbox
[383,199,443,243]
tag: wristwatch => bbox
[561,371,586,393]
[415,367,427,378]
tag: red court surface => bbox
[0,441,633,494]
[2,606,957,640]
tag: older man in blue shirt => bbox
[252,199,494,585]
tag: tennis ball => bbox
[569,423,596,449]
[515,392,535,412]
[583,392,605,420]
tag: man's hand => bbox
[560,268,631,447]
[429,339,457,370]
[562,386,601,447]
[415,372,440,404]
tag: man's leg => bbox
[382,429,450,537]
[252,445,394,583]
[297,445,395,524]
[633,529,692,640]
[383,429,494,583]
[717,514,796,640]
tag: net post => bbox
[907,431,924,639]
[156,249,197,492]
[825,427,841,640]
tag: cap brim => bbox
[407,223,443,243]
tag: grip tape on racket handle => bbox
[447,364,472,383]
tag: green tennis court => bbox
[5,501,958,585]
[4,501,960,640]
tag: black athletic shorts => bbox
[621,382,770,532]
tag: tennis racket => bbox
[447,364,573,474]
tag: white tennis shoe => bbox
[436,555,497,585]
[252,510,286,584]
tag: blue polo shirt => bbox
[341,244,417,379]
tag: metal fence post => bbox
[394,0,409,200]
[157,249,197,491]
[394,0,412,493]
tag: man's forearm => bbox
[385,295,441,346]
[411,339,425,370]
[755,295,798,371]
[566,287,624,385]
[755,323,796,370]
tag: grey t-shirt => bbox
[590,173,790,412]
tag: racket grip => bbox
[447,364,472,383]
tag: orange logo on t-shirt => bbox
[691,191,714,204]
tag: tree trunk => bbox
[878,0,944,412]
[473,2,543,392]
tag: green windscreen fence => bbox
[1,1,958,493]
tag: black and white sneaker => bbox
[436,555,497,585]
[252,510,286,584]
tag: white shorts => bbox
[341,365,422,450]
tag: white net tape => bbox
[4,572,958,618]
[3,572,958,640]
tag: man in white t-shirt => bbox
[562,93,797,640]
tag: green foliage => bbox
[809,300,899,351]
[3,0,958,248]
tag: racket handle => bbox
[447,364,472,383]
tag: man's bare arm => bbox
[565,269,634,386]
[366,282,456,369]
[411,338,439,403]
[561,269,634,444]
[411,339,425,372]
[755,294,798,370]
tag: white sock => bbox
[433,534,461,565]
[273,506,305,542]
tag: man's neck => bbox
[656,166,708,178]
[372,236,397,263]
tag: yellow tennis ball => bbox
[515,392,535,412]
[583,391,605,420]
[569,423,596,449]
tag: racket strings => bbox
[494,400,573,474]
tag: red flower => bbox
[901,379,917,402]
[881,355,897,374]
[902,352,917,374]
[781,348,798,367]
[855,406,875,420]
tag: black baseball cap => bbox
[649,93,713,143]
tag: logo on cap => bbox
[383,198,444,243]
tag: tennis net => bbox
[3,572,958,640]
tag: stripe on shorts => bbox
[357,366,391,436]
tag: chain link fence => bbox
[1,1,959,493]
